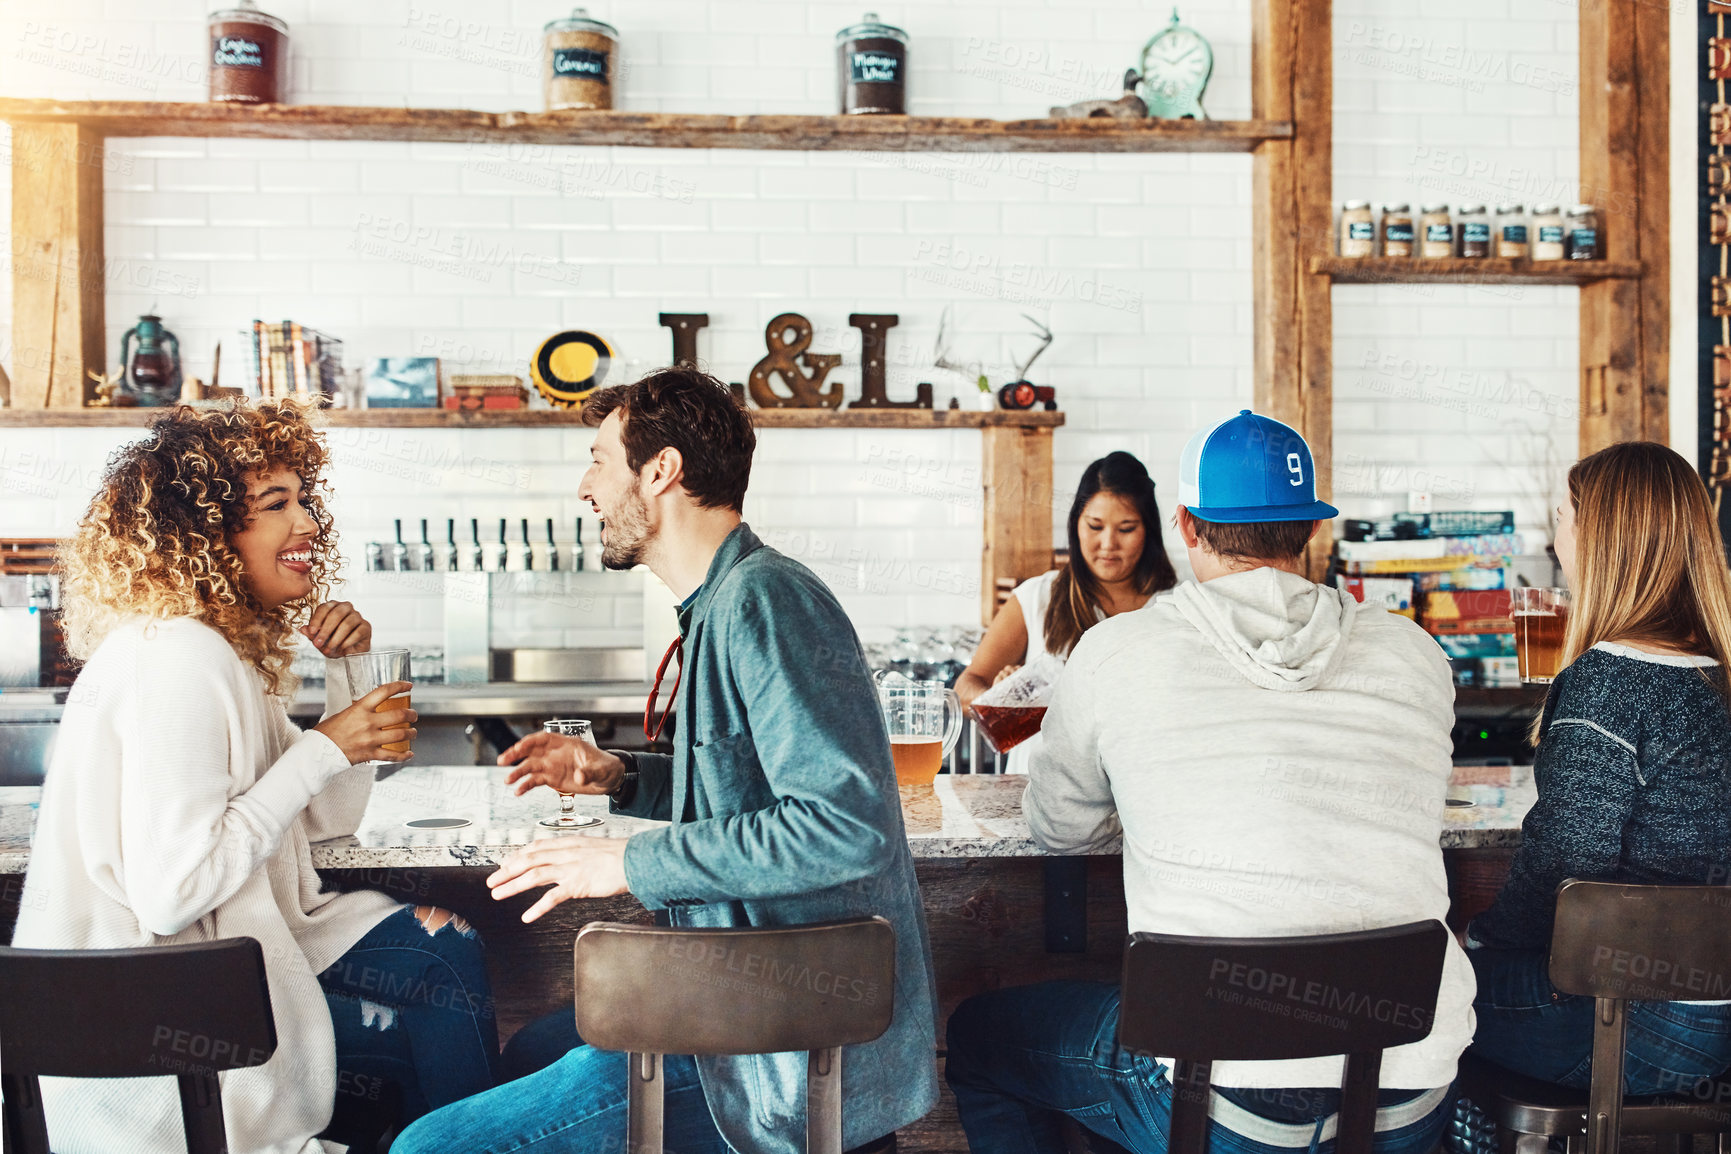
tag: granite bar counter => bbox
[0,681,656,723]
[0,766,1534,875]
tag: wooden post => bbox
[981,425,1055,624]
[1252,0,1333,576]
[9,122,106,408]
[1578,0,1666,453]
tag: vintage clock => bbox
[1137,9,1212,120]
[531,329,612,408]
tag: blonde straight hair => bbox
[1531,442,1731,742]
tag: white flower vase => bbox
[974,390,997,412]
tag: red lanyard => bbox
[644,636,684,742]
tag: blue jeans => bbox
[321,905,501,1123]
[1468,948,1731,1094]
[945,980,1452,1154]
[391,1007,728,1154]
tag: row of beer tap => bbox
[365,517,602,573]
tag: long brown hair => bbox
[1533,441,1731,739]
[1043,451,1177,657]
[58,399,341,696]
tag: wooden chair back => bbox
[0,938,277,1154]
[1118,920,1448,1154]
[573,916,897,1154]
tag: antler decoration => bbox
[1012,314,1053,381]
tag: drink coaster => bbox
[405,817,473,830]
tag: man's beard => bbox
[599,485,651,570]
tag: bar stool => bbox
[0,937,277,1154]
[1119,919,1450,1154]
[1458,880,1731,1154]
[572,916,898,1154]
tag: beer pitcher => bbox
[875,670,962,787]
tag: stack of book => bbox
[1334,512,1547,686]
[250,321,344,400]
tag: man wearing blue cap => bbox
[944,411,1474,1154]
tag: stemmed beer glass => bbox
[539,718,603,829]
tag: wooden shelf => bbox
[0,99,1291,154]
[1310,256,1643,285]
[0,406,1065,430]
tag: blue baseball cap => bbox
[1178,410,1339,524]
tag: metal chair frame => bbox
[1464,880,1731,1154]
[572,916,897,1154]
[1118,920,1450,1154]
[0,937,277,1154]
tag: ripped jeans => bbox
[319,904,501,1125]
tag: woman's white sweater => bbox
[12,617,401,1154]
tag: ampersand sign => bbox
[748,313,843,409]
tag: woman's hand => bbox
[992,663,1023,686]
[301,601,372,657]
[488,837,630,922]
[314,681,416,765]
[498,733,624,797]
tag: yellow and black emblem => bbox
[531,330,613,408]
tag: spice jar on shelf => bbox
[1495,204,1529,260]
[837,12,908,114]
[1420,204,1453,259]
[1531,204,1565,261]
[208,0,288,104]
[1380,203,1414,258]
[1457,204,1491,258]
[1565,205,1600,261]
[1339,200,1374,258]
[543,7,618,111]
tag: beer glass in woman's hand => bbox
[314,681,417,765]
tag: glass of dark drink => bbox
[1511,586,1570,683]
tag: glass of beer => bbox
[876,672,963,787]
[539,718,603,829]
[334,649,412,765]
[1511,587,1570,683]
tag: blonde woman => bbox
[13,401,498,1154]
[1467,441,1731,1091]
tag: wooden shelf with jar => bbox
[0,407,1064,431]
[1309,256,1644,286]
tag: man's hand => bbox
[301,600,372,656]
[487,837,630,922]
[498,733,624,796]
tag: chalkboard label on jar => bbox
[1462,223,1490,243]
[1502,225,1528,243]
[1385,223,1414,242]
[850,50,901,83]
[1425,224,1452,242]
[213,35,264,68]
[1346,222,1374,241]
[1566,229,1598,260]
[552,47,608,79]
[1538,225,1564,244]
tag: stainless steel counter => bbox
[0,682,656,722]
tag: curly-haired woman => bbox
[12,401,499,1154]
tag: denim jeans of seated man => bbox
[945,980,1453,1154]
[1469,948,1731,1094]
[319,905,501,1124]
[392,1013,730,1154]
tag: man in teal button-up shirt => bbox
[395,368,938,1154]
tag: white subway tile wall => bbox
[0,0,1577,641]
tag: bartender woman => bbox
[957,451,1177,772]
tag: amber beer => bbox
[1511,587,1570,683]
[890,736,944,786]
[377,691,413,753]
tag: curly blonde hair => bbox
[59,398,341,696]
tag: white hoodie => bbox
[1026,568,1476,1094]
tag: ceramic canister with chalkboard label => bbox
[837,12,907,114]
[207,0,288,104]
[544,7,618,111]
